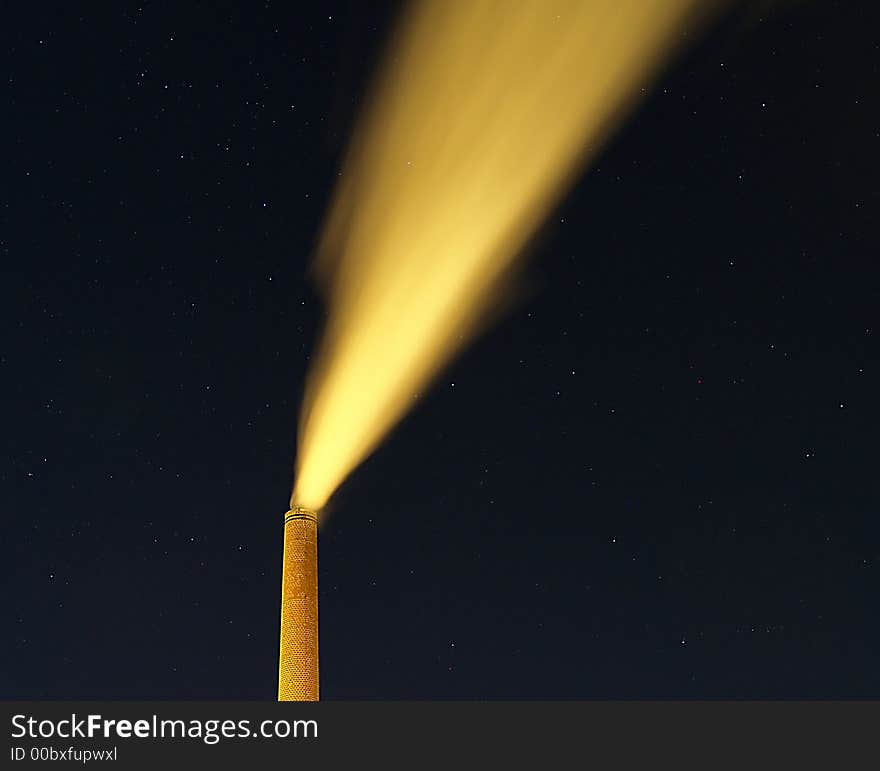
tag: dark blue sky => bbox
[2,1,878,698]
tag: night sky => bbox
[3,2,879,699]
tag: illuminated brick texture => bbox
[278,508,319,701]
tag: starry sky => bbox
[3,1,879,699]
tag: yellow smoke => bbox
[292,0,714,513]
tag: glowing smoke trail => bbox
[292,0,716,513]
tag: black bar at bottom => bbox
[2,701,875,767]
